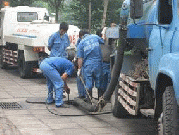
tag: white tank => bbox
[13,22,80,48]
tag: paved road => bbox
[0,68,158,135]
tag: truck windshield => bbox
[17,12,38,22]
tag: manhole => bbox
[0,102,22,109]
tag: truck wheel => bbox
[0,47,7,69]
[18,54,32,79]
[112,85,131,118]
[158,86,178,135]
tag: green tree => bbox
[42,0,65,23]
[31,0,48,8]
[61,0,122,32]
[9,0,34,6]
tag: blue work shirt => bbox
[48,32,70,57]
[76,38,82,47]
[41,57,74,76]
[77,34,104,66]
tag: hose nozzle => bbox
[96,96,107,112]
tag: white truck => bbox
[0,5,80,78]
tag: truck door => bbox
[148,0,173,89]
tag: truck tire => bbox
[112,85,132,118]
[158,86,178,135]
[18,53,32,79]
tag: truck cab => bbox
[110,0,179,134]
[0,6,49,46]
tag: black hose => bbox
[103,25,127,102]
[45,98,112,116]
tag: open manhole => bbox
[0,102,22,110]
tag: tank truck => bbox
[97,0,179,134]
[0,3,79,78]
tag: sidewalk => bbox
[0,69,120,135]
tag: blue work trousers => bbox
[101,62,111,92]
[77,67,86,97]
[40,61,64,106]
[83,62,102,92]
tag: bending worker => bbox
[77,31,104,101]
[39,57,74,107]
[48,22,70,58]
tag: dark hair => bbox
[79,29,89,38]
[60,22,69,31]
[96,29,102,37]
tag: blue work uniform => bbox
[48,32,70,58]
[100,44,113,94]
[77,34,104,92]
[101,62,111,92]
[76,38,86,98]
[39,57,74,106]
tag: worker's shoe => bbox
[55,99,63,107]
[46,98,54,104]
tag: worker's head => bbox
[59,22,69,35]
[96,29,103,37]
[79,29,89,38]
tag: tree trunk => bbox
[101,0,109,28]
[55,7,59,23]
[89,0,91,33]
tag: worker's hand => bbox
[64,85,70,94]
[77,69,81,76]
[62,73,68,81]
[72,57,77,62]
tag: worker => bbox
[77,31,104,102]
[48,22,70,58]
[39,57,74,107]
[97,29,113,98]
[75,30,89,98]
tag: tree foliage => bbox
[40,0,65,23]
[61,0,122,31]
[8,0,34,6]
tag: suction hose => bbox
[103,25,127,102]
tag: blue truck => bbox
[101,0,179,134]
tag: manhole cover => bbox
[0,102,22,109]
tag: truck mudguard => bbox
[158,53,179,104]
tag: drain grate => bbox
[0,102,22,109]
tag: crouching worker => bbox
[39,57,74,107]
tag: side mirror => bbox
[130,0,143,19]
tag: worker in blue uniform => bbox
[77,32,104,101]
[97,29,112,98]
[48,22,70,58]
[39,57,74,107]
[75,30,88,98]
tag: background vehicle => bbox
[0,4,79,78]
